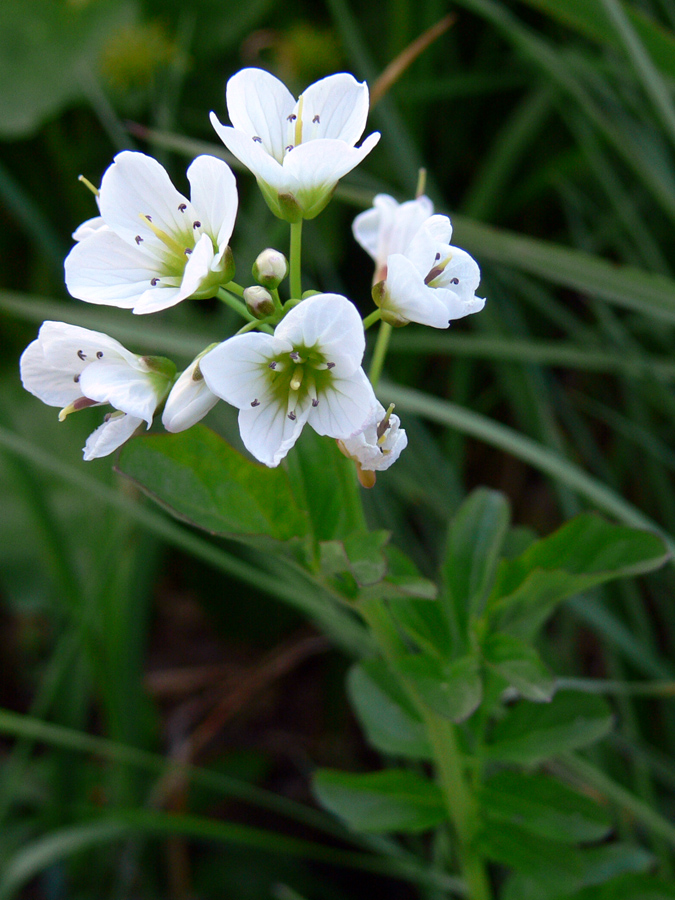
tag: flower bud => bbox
[244,285,276,319]
[252,249,288,289]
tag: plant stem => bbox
[217,287,256,321]
[362,309,382,330]
[289,220,303,299]
[369,322,392,388]
[223,280,245,297]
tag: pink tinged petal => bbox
[297,73,370,145]
[187,155,238,263]
[209,116,296,195]
[162,370,219,433]
[98,151,194,251]
[83,413,144,461]
[199,332,282,408]
[276,293,365,375]
[309,367,378,440]
[237,398,309,468]
[72,216,106,241]
[225,67,295,161]
[385,255,452,329]
[20,339,82,407]
[78,360,160,424]
[65,229,159,309]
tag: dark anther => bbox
[184,248,192,256]
[313,114,320,124]
[73,374,80,383]
[178,203,187,212]
[434,252,441,261]
[285,145,294,153]
[135,235,143,244]
[312,398,319,407]
[451,277,459,284]
[193,221,201,229]
[251,399,261,407]
[145,215,152,222]
[287,114,297,121]
[289,351,300,361]
[77,350,86,360]
[326,361,335,369]
[252,136,262,143]
[269,361,278,369]
[151,277,159,286]
[288,411,297,420]
[96,351,104,359]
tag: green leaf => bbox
[488,514,670,638]
[482,770,612,843]
[394,653,482,722]
[486,692,613,763]
[441,488,511,643]
[559,873,675,900]
[347,659,431,759]
[388,597,453,659]
[115,426,308,543]
[312,768,444,833]
[489,826,653,899]
[483,633,555,701]
[320,530,389,586]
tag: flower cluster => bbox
[20,67,485,482]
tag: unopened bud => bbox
[244,285,276,319]
[253,249,288,289]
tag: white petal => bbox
[209,115,296,195]
[385,255,452,328]
[297,73,369,146]
[275,293,365,375]
[434,246,481,295]
[78,360,161,424]
[20,338,81,407]
[340,405,408,471]
[309,367,378,439]
[438,287,486,321]
[38,321,140,371]
[83,413,144,461]
[178,233,215,300]
[225,68,295,161]
[352,194,399,262]
[72,216,107,241]
[405,215,453,276]
[65,229,159,309]
[237,397,309,467]
[98,151,194,252]
[162,367,219,432]
[187,155,238,263]
[130,285,186,315]
[199,332,282,409]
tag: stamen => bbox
[78,174,100,197]
[313,114,320,124]
[151,277,159,286]
[451,277,459,284]
[435,252,441,261]
[77,350,86,360]
[287,114,297,122]
[193,221,201,229]
[96,351,103,359]
[326,361,335,369]
[135,235,143,244]
[252,136,262,143]
[312,398,319,407]
[73,375,80,383]
[269,361,278,370]
[184,248,192,256]
[251,399,261,407]
[288,411,297,420]
[376,403,396,443]
[289,351,305,363]
[285,145,294,153]
[178,203,187,212]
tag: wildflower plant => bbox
[17,63,672,900]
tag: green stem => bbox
[223,280,245,297]
[362,309,382,330]
[217,287,256,321]
[369,322,392,388]
[358,599,491,900]
[289,220,303,300]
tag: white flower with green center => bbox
[338,402,407,487]
[354,194,486,328]
[20,322,175,460]
[65,152,238,314]
[200,293,378,467]
[162,346,220,433]
[210,68,380,222]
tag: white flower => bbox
[162,346,219,433]
[65,152,238,315]
[20,321,175,460]
[338,402,407,488]
[354,194,486,329]
[200,293,378,467]
[210,68,380,221]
